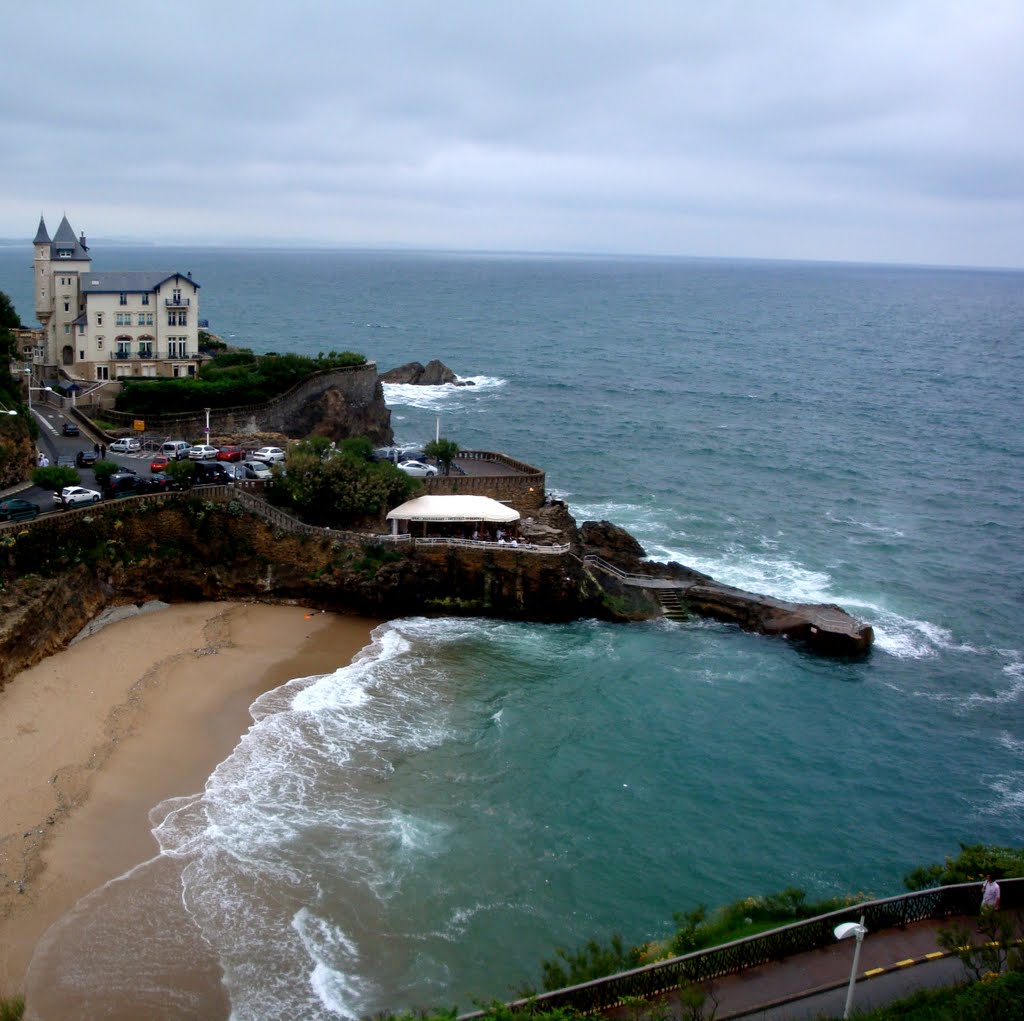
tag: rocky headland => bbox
[0,492,871,689]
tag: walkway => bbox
[638,916,969,1020]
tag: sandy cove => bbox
[0,601,378,999]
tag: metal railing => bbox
[413,536,570,554]
[459,879,1023,1018]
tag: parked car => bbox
[240,460,273,480]
[188,444,219,460]
[104,473,146,498]
[193,461,235,485]
[0,497,41,521]
[109,437,141,453]
[57,455,77,469]
[397,459,438,477]
[54,486,101,508]
[142,472,180,492]
[76,449,98,468]
[160,440,191,460]
[373,444,427,463]
[61,422,80,436]
[150,455,170,473]
[216,445,244,462]
[251,446,286,463]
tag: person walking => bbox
[981,874,1001,911]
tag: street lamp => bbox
[27,386,54,415]
[834,916,867,1019]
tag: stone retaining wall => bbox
[97,363,379,437]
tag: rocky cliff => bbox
[0,496,871,687]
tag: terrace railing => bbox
[459,879,1023,1019]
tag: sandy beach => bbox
[0,600,379,1003]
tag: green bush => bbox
[31,465,80,490]
[113,350,367,416]
[904,843,1024,891]
[540,935,643,991]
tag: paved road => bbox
[13,404,166,509]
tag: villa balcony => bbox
[165,297,191,307]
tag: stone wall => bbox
[97,363,391,443]
[424,472,545,513]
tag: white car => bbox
[54,486,101,508]
[188,444,220,460]
[397,459,438,477]
[108,438,141,453]
[241,460,273,479]
[252,446,286,463]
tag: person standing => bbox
[981,874,1001,911]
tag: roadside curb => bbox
[719,950,953,1020]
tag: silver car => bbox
[54,486,102,508]
[397,460,437,477]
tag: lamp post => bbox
[204,406,211,440]
[834,916,867,1019]
[27,385,54,415]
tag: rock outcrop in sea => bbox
[379,360,473,385]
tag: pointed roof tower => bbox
[50,214,91,261]
[34,215,50,244]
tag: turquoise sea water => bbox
[2,247,1023,1018]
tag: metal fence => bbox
[459,879,1022,1018]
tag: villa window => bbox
[64,302,70,312]
[96,366,109,381]
[176,310,187,326]
[96,312,103,326]
[119,292,128,305]
[64,324,70,334]
[97,339,103,350]
[139,340,153,358]
[142,294,149,305]
[172,288,182,304]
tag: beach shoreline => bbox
[0,600,379,1001]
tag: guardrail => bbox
[458,879,1023,1018]
[414,536,570,554]
[583,554,658,584]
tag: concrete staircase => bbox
[655,588,688,621]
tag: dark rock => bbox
[580,520,647,566]
[380,359,472,386]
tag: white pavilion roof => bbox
[386,495,520,523]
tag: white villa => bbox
[30,214,203,384]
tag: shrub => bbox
[904,843,1024,891]
[31,465,79,490]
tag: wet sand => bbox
[0,601,379,1002]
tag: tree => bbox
[425,437,460,475]
[0,290,21,330]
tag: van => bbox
[160,440,191,460]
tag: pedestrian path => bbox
[687,917,962,1019]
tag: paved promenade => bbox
[691,916,967,1019]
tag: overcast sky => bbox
[2,1,1022,267]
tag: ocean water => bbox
[3,246,1024,1018]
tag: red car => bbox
[150,455,170,473]
[216,446,244,462]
